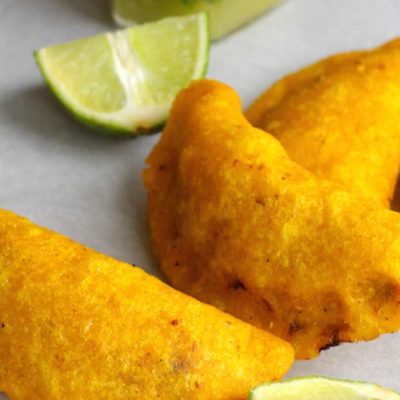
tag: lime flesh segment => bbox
[38,35,127,113]
[35,13,209,135]
[124,17,208,106]
[112,0,282,39]
[250,377,400,400]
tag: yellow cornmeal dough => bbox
[247,38,400,207]
[0,208,293,400]
[145,80,400,359]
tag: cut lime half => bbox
[250,377,400,400]
[34,13,210,135]
[112,0,282,39]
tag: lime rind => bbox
[249,376,400,400]
[112,8,138,29]
[34,13,210,136]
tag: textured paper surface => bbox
[1,0,400,396]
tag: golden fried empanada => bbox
[0,209,293,399]
[247,38,400,207]
[145,80,400,359]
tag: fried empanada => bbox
[145,80,400,359]
[247,38,400,207]
[0,209,293,399]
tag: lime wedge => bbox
[34,13,210,135]
[250,377,400,400]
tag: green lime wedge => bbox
[34,13,210,135]
[250,377,400,400]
